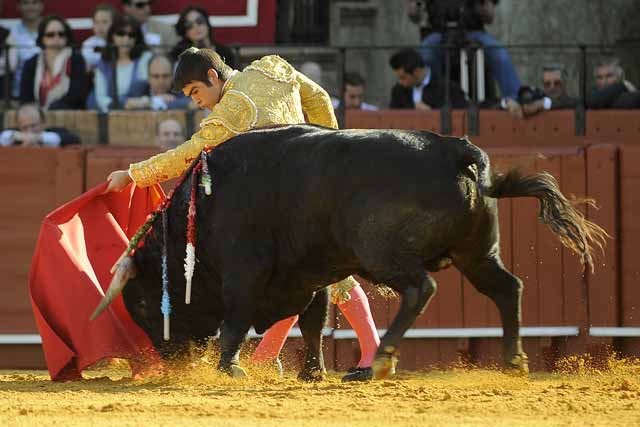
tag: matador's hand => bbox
[105,170,133,193]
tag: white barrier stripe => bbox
[0,326,599,345]
[333,326,580,339]
[589,327,640,337]
[0,0,259,31]
[0,334,42,344]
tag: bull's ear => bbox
[90,257,138,321]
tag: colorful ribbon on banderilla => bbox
[111,149,213,340]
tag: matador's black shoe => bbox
[341,366,373,382]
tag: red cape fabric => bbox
[29,182,165,381]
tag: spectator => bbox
[8,0,44,98]
[0,103,80,147]
[517,64,579,118]
[155,118,184,150]
[19,15,87,110]
[300,61,340,106]
[389,48,467,109]
[170,6,237,68]
[121,0,178,52]
[586,57,640,109]
[82,3,117,72]
[411,0,521,101]
[92,15,152,111]
[333,72,378,111]
[125,54,193,110]
[0,20,10,101]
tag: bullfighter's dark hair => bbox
[389,48,425,74]
[173,47,234,91]
[36,16,74,49]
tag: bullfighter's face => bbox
[182,68,224,110]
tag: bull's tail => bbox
[486,169,609,271]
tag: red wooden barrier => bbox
[587,111,640,144]
[0,147,85,368]
[617,145,640,356]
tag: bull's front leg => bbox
[218,271,264,378]
[297,288,329,382]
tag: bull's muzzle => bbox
[90,256,138,321]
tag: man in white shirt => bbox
[8,0,43,98]
[0,104,80,147]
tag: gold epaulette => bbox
[200,90,258,134]
[244,55,296,84]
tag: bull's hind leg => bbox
[297,287,329,382]
[457,256,529,373]
[370,267,437,379]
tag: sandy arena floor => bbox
[1,357,639,427]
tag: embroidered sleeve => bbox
[129,90,257,187]
[296,71,338,129]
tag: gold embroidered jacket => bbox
[129,55,338,187]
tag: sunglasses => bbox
[184,16,207,30]
[44,31,66,38]
[132,1,152,9]
[115,30,136,38]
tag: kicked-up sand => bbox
[1,356,639,427]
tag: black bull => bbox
[92,125,606,380]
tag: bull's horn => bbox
[90,257,137,321]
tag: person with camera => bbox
[408,0,521,102]
[508,64,579,119]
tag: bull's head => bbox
[91,255,222,361]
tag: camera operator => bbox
[408,0,521,102]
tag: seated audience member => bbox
[586,57,640,109]
[19,15,87,110]
[121,0,177,52]
[169,6,236,68]
[82,4,116,72]
[155,118,184,150]
[125,54,192,110]
[8,0,44,98]
[332,72,379,111]
[389,48,467,109]
[510,64,579,118]
[0,103,80,147]
[92,15,152,111]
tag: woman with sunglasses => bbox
[93,14,152,111]
[169,6,236,68]
[19,15,87,109]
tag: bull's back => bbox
[209,125,475,260]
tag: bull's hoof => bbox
[341,367,373,382]
[372,352,398,380]
[506,354,529,376]
[231,365,248,378]
[297,369,324,383]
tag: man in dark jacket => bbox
[389,48,467,109]
[0,104,80,147]
[586,57,640,109]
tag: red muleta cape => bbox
[29,182,165,381]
